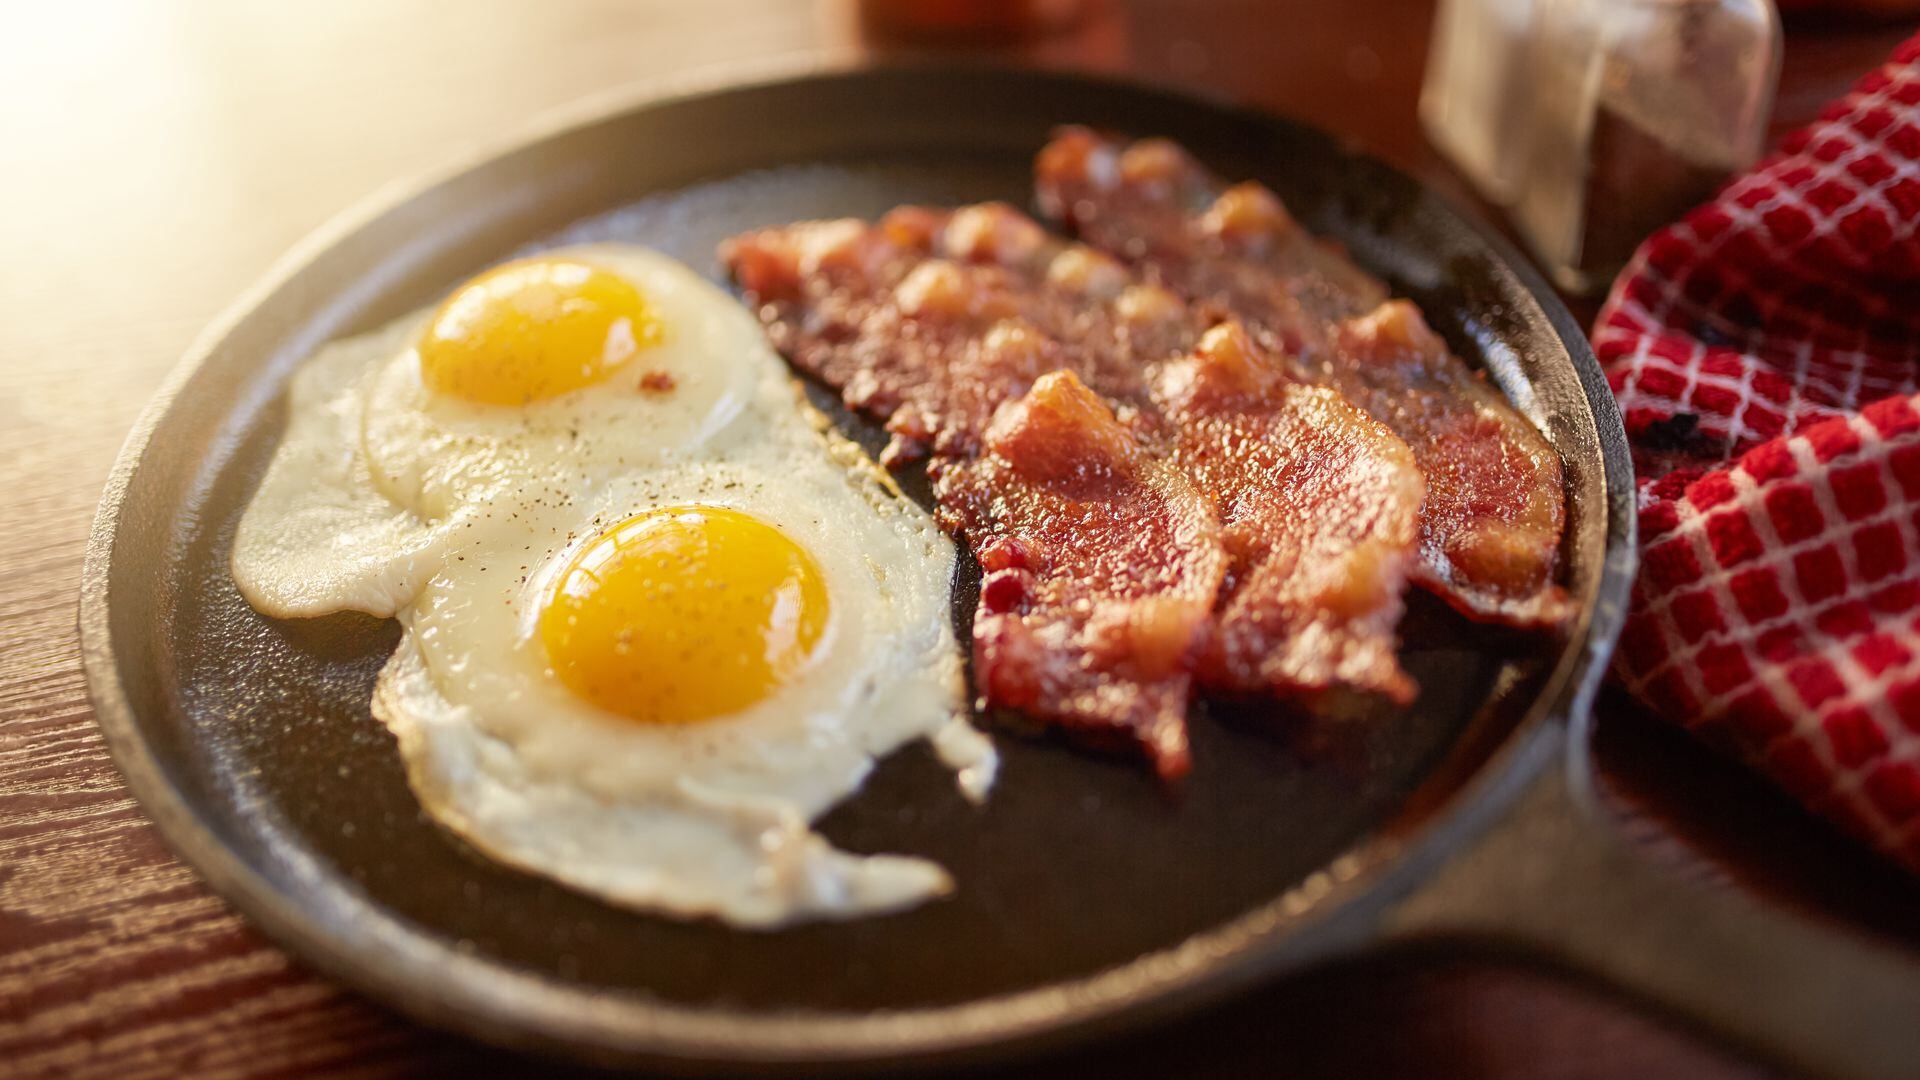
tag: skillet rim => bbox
[78,58,1636,1072]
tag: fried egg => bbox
[233,244,995,927]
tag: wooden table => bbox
[2,2,1915,1076]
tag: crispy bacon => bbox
[1337,303,1575,626]
[934,372,1227,779]
[720,202,1437,776]
[1036,128,1573,628]
[721,204,1196,465]
[1034,129,1386,357]
[1159,325,1424,703]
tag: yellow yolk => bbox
[540,507,831,723]
[418,258,662,405]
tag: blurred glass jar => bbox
[1422,0,1781,293]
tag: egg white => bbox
[232,244,995,927]
[356,246,754,524]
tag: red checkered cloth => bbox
[1595,33,1920,872]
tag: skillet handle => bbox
[1382,745,1920,1080]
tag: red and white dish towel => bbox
[1595,33,1920,872]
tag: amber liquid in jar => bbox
[1580,104,1736,277]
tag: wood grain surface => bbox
[2,3,1916,1077]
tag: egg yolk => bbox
[540,506,831,723]
[418,258,661,405]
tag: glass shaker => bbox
[1422,0,1782,294]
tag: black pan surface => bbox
[82,65,1627,1070]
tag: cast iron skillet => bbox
[80,65,1920,1076]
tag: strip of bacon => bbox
[933,371,1227,779]
[1159,324,1424,703]
[1034,129,1386,358]
[1036,128,1573,628]
[1338,303,1575,627]
[721,203,1194,466]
